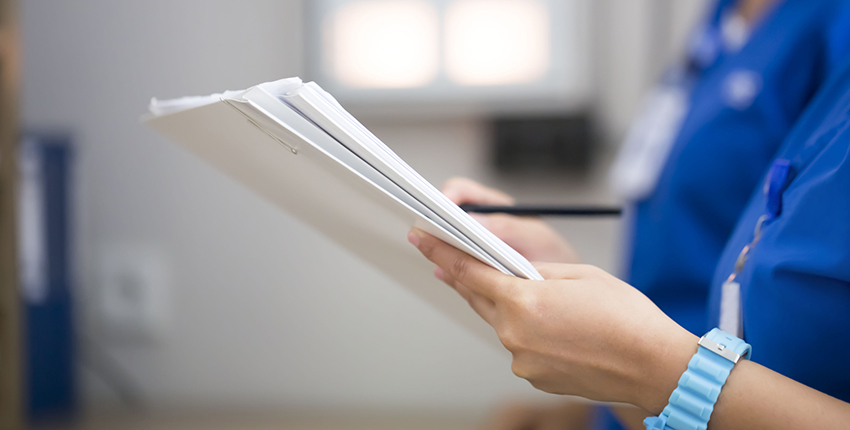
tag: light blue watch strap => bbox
[644,328,751,430]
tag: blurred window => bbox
[311,0,589,114]
[445,0,549,86]
[326,0,440,88]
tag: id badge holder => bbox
[718,159,791,337]
[610,79,691,201]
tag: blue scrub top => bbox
[626,0,843,337]
[707,54,850,403]
[599,0,849,428]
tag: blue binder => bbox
[19,132,75,420]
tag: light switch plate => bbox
[97,244,170,342]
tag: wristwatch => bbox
[644,328,752,430]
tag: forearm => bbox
[638,337,850,429]
[706,360,850,429]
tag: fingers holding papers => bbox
[450,279,497,325]
[408,228,512,323]
[532,261,592,280]
[408,228,513,299]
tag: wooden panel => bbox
[0,0,21,428]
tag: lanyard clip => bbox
[764,158,791,220]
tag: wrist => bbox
[642,329,753,430]
[635,329,699,414]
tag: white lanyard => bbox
[609,84,690,200]
[718,157,793,337]
[718,214,768,338]
[610,8,752,201]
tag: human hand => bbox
[441,177,579,263]
[408,228,698,414]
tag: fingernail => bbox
[434,267,444,281]
[407,229,421,247]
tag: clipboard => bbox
[143,78,542,348]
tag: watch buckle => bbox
[698,335,742,363]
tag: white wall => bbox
[21,0,705,415]
[592,0,706,140]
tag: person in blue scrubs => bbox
[612,0,843,338]
[441,0,849,428]
[408,49,850,428]
[705,55,850,406]
[600,0,847,426]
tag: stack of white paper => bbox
[144,77,542,345]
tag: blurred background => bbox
[0,0,707,428]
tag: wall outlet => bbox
[97,245,170,342]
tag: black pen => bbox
[459,204,622,217]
